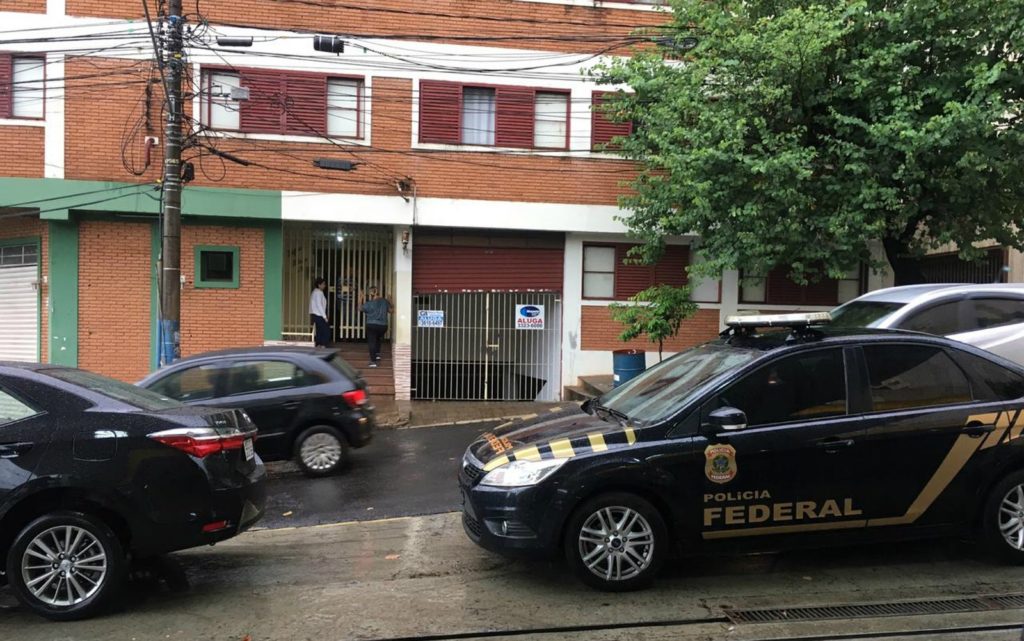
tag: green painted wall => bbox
[0,178,281,220]
[47,221,78,366]
[264,223,284,341]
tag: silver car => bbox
[831,283,1024,365]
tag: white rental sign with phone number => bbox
[515,304,545,330]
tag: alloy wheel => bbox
[300,432,343,472]
[998,483,1024,550]
[20,525,107,607]
[577,506,655,582]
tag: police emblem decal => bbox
[704,444,737,484]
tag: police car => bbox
[459,313,1024,590]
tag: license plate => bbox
[243,438,255,461]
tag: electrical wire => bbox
[0,183,153,209]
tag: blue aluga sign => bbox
[515,304,545,330]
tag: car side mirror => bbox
[709,406,747,432]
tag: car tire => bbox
[294,425,350,477]
[5,510,126,621]
[563,492,668,591]
[982,470,1024,564]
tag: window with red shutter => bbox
[0,54,12,119]
[591,91,633,150]
[282,75,327,136]
[494,86,534,148]
[238,70,285,134]
[614,244,654,299]
[419,80,461,144]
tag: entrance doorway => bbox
[282,223,394,342]
[0,241,39,361]
[412,291,561,401]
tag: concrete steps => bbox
[564,374,614,402]
[334,343,395,398]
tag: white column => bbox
[47,0,66,16]
[561,234,584,392]
[719,269,739,327]
[867,240,895,291]
[393,225,413,404]
[44,53,64,179]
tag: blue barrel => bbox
[612,349,646,388]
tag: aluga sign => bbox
[515,304,544,330]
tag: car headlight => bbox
[480,459,567,487]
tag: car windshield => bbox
[830,301,905,328]
[46,368,183,411]
[598,344,760,425]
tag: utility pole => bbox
[159,0,185,366]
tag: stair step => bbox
[563,385,597,402]
[579,375,614,397]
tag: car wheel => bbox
[294,425,350,477]
[563,492,667,591]
[5,510,126,621]
[983,470,1024,564]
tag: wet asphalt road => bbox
[260,421,501,529]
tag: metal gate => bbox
[282,223,394,342]
[0,242,39,362]
[412,292,561,401]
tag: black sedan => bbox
[138,346,374,477]
[0,362,266,620]
[460,313,1024,590]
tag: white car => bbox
[831,284,1024,365]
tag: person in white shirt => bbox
[309,277,330,347]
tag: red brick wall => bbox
[0,215,47,362]
[580,306,720,352]
[78,220,151,380]
[64,58,163,183]
[66,0,667,53]
[179,225,264,357]
[0,0,44,12]
[0,127,44,177]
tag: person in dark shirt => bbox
[361,286,392,368]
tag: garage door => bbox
[0,243,39,362]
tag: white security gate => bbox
[0,243,39,362]
[282,223,394,342]
[412,292,561,401]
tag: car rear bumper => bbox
[133,460,268,556]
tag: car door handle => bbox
[0,442,33,458]
[817,438,854,452]
[282,401,301,409]
[962,423,996,438]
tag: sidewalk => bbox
[373,399,571,428]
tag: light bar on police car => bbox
[724,312,832,328]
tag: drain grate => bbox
[724,593,1024,624]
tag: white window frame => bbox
[12,56,45,120]
[583,245,616,299]
[201,71,242,131]
[326,77,362,138]
[533,91,569,150]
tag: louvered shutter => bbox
[765,269,839,306]
[283,76,327,136]
[0,54,12,118]
[591,91,633,150]
[419,80,461,144]
[614,244,654,299]
[495,86,534,148]
[239,70,285,134]
[653,245,689,287]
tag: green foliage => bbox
[592,0,1024,284]
[610,284,698,361]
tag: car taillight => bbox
[149,427,248,458]
[342,389,368,408]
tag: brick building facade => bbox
[0,0,900,401]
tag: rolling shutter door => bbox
[0,245,38,362]
[413,245,564,293]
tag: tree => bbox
[593,0,1024,285]
[610,284,698,361]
